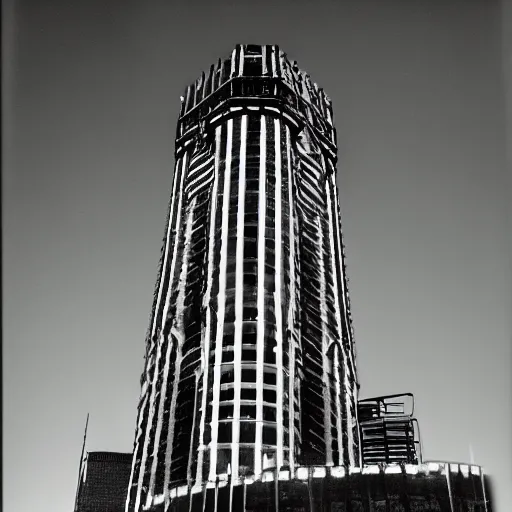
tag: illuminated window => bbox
[264,344,276,364]
[262,449,276,469]
[217,448,231,474]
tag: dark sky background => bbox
[3,1,511,511]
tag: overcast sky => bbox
[3,1,511,511]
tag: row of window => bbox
[217,386,278,403]
[216,404,278,422]
[217,422,281,445]
[215,446,285,475]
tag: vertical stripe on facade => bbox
[328,171,358,467]
[231,114,248,481]
[274,118,285,470]
[254,115,266,477]
[285,126,297,473]
[133,152,189,512]
[319,210,333,466]
[195,125,223,487]
[126,152,184,512]
[208,118,234,480]
[323,154,346,468]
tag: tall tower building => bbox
[69,44,493,512]
[126,43,359,511]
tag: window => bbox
[241,387,257,400]
[241,368,257,383]
[239,422,256,443]
[262,449,276,469]
[244,240,257,259]
[245,212,259,224]
[220,369,235,385]
[244,260,257,273]
[263,389,276,403]
[218,422,232,443]
[241,348,257,362]
[219,404,234,420]
[243,306,258,321]
[238,449,255,476]
[223,331,235,347]
[246,179,259,192]
[243,57,263,77]
[263,406,276,422]
[242,331,257,345]
[240,405,257,419]
[216,448,231,474]
[263,372,276,385]
[244,225,258,240]
[219,388,234,402]
[264,345,276,365]
[222,350,234,363]
[244,273,257,287]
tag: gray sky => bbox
[3,1,511,511]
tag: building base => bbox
[147,463,492,512]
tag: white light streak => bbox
[195,125,222,485]
[231,114,248,480]
[133,153,188,512]
[254,115,267,477]
[274,118,284,471]
[362,465,380,475]
[384,465,401,474]
[285,126,296,473]
[209,118,234,480]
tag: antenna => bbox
[73,413,90,512]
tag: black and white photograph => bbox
[3,1,511,511]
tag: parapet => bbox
[175,44,337,157]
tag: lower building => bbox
[358,394,421,466]
[75,461,488,511]
[74,452,133,512]
[158,463,492,512]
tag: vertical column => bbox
[327,169,358,467]
[133,152,190,512]
[274,118,285,470]
[318,216,333,466]
[126,151,185,512]
[195,125,223,487]
[322,154,345,468]
[254,115,267,478]
[232,115,248,481]
[208,119,234,481]
[285,125,297,472]
[163,197,196,496]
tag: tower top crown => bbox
[176,44,336,152]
